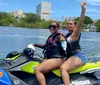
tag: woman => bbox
[30,22,66,85]
[60,0,87,85]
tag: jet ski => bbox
[0,47,100,85]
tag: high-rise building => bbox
[36,1,51,20]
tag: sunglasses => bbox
[48,25,57,29]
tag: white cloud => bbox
[87,8,100,13]
[86,8,100,18]
[51,10,55,13]
[86,0,100,5]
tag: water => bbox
[0,26,100,62]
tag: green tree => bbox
[21,13,41,24]
[83,16,93,29]
[74,17,79,23]
[61,20,67,25]
[0,12,16,26]
[83,16,93,24]
[95,19,100,32]
[74,16,93,29]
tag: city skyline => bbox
[0,0,100,20]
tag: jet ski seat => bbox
[80,67,100,74]
[52,61,100,77]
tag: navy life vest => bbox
[43,32,65,58]
[65,32,81,56]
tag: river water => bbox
[0,26,100,62]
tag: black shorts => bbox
[47,54,66,59]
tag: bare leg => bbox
[60,68,69,85]
[34,58,64,85]
[35,71,46,85]
[60,56,84,85]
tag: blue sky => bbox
[0,0,100,20]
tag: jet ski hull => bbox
[0,49,100,85]
[1,69,100,85]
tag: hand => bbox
[27,44,35,51]
[60,35,65,41]
[78,0,86,10]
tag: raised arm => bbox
[72,0,86,38]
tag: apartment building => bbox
[36,1,51,20]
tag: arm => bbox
[34,44,45,49]
[72,0,86,38]
[27,43,45,50]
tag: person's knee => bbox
[34,66,47,74]
[60,64,71,73]
[60,65,66,72]
[34,67,40,74]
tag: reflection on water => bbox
[0,26,100,62]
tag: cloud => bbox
[86,0,100,5]
[51,10,55,13]
[87,8,100,13]
[86,8,100,18]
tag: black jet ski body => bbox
[0,48,100,85]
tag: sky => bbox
[0,0,100,21]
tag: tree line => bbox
[0,12,100,32]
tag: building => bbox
[12,9,25,18]
[87,24,96,32]
[62,16,76,21]
[36,1,51,20]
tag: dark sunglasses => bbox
[48,25,57,29]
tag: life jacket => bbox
[65,32,81,56]
[43,32,65,58]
